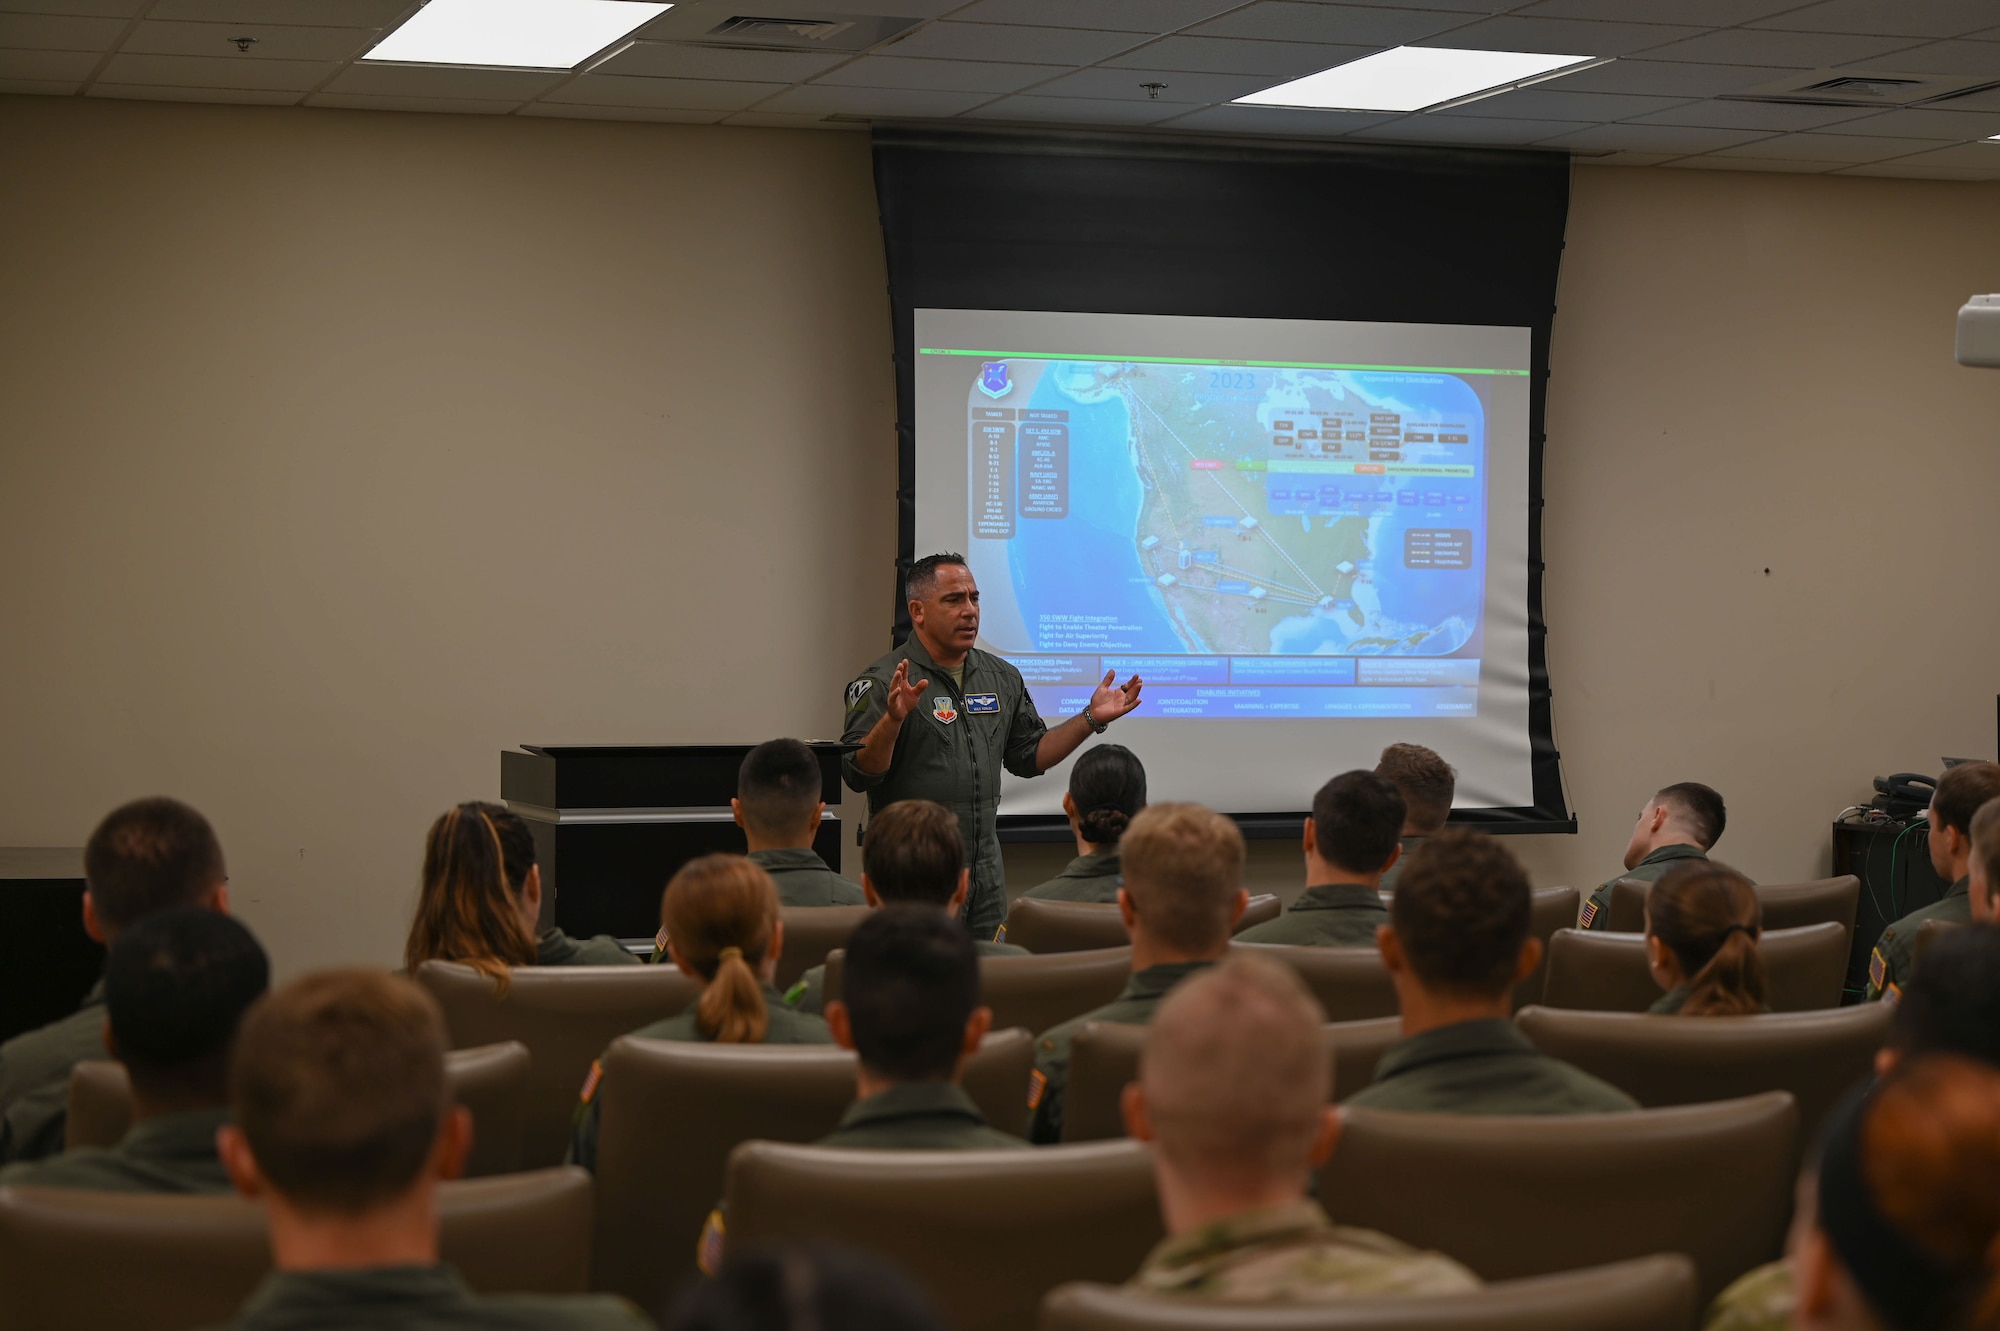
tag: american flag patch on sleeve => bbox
[1579,899,1597,928]
[579,1059,603,1106]
[1026,1068,1047,1110]
[1869,948,1887,991]
[697,1209,726,1276]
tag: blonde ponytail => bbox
[662,856,779,1044]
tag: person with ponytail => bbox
[1644,861,1767,1016]
[1021,744,1147,903]
[569,855,830,1171]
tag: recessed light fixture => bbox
[364,0,671,70]
[1235,46,1599,114]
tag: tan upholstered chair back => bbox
[1320,1092,1798,1305]
[1541,922,1847,1013]
[1040,1253,1699,1331]
[63,1060,131,1152]
[414,960,699,1168]
[824,945,1133,1039]
[1229,941,1399,1022]
[775,906,872,990]
[1516,886,1581,1009]
[726,1138,1161,1331]
[1606,875,1860,937]
[0,1168,593,1331]
[1004,896,1280,955]
[1603,877,1653,934]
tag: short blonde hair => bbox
[1120,803,1244,953]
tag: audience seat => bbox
[1320,1092,1797,1306]
[1516,886,1580,1009]
[1230,942,1399,1022]
[1039,1252,1698,1331]
[824,945,1133,1037]
[590,1027,1035,1313]
[725,1137,1161,1331]
[776,905,872,990]
[414,960,698,1169]
[1540,922,1847,1013]
[0,1167,594,1331]
[1005,896,1281,955]
[1603,875,1860,936]
[1516,1002,1889,1148]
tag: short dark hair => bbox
[668,1242,942,1331]
[841,907,979,1083]
[863,801,963,905]
[905,553,968,603]
[1071,744,1147,847]
[106,907,268,1102]
[1655,783,1726,849]
[738,739,824,841]
[1375,744,1455,835]
[1311,771,1405,875]
[1389,828,1531,999]
[1893,926,2000,1066]
[83,797,227,932]
[1934,763,2000,839]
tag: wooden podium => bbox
[500,744,852,942]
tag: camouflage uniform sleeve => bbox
[840,671,891,793]
[1002,670,1049,780]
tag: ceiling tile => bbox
[0,12,127,50]
[1538,122,1779,153]
[1415,15,1704,57]
[1830,160,2000,178]
[1549,59,1803,97]
[753,83,996,116]
[1637,28,1920,67]
[0,75,80,91]
[946,0,1244,30]
[145,0,410,25]
[1521,0,1803,21]
[95,50,333,88]
[1152,102,1400,134]
[0,0,145,18]
[87,81,301,101]
[1430,86,1692,121]
[959,93,1190,124]
[518,102,726,122]
[535,73,777,109]
[719,111,867,129]
[0,46,98,77]
[1664,155,1838,172]
[811,55,1066,93]
[592,42,848,82]
[1712,130,1939,161]
[1842,140,2000,169]
[326,62,563,98]
[1840,39,2000,77]
[121,20,375,61]
[1355,114,1592,143]
[1624,99,1884,131]
[1029,65,1275,103]
[1831,107,2000,140]
[877,22,1143,65]
[1315,0,1518,11]
[305,91,519,112]
[1188,3,1471,47]
[1748,0,1998,39]
[1101,35,1373,77]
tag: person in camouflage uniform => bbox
[1581,782,1730,930]
[1867,765,2000,1002]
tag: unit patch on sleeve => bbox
[845,677,874,710]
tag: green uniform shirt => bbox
[749,848,866,908]
[1028,960,1213,1144]
[0,1105,232,1193]
[203,1264,649,1330]
[0,979,106,1164]
[1704,1258,1792,1331]
[1235,883,1388,948]
[1581,843,1710,930]
[816,1081,1028,1151]
[842,635,1049,941]
[536,928,640,967]
[1341,1018,1639,1115]
[784,936,1028,1016]
[1020,851,1123,904]
[1376,836,1426,895]
[1868,877,1971,1002]
[1647,985,1770,1016]
[1130,1200,1479,1301]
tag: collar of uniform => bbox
[1946,876,1971,901]
[1637,843,1708,869]
[1121,960,1215,1003]
[120,1105,231,1164]
[749,847,828,875]
[1290,882,1388,914]
[237,1264,474,1316]
[1062,851,1122,880]
[836,1081,987,1132]
[536,927,577,965]
[1138,1199,1333,1280]
[1649,984,1692,1015]
[898,632,982,691]
[1371,1018,1539,1084]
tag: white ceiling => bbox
[6,0,2000,178]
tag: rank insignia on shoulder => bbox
[845,677,873,710]
[1869,949,1886,990]
[1579,899,1598,928]
[1026,1068,1047,1110]
[579,1059,603,1106]
[965,692,1000,714]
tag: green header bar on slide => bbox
[918,348,1530,376]
[1240,459,1477,477]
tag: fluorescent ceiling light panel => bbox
[1235,46,1595,113]
[365,0,671,69]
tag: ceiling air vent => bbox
[691,11,917,50]
[1722,68,2000,108]
[710,16,854,42]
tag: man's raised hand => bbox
[885,658,930,722]
[1088,670,1144,725]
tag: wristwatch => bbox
[1079,703,1110,735]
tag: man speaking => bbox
[842,553,1143,940]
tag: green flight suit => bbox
[1868,877,1971,1002]
[1581,843,1710,930]
[842,635,1049,941]
[205,1265,649,1330]
[749,847,866,907]
[784,936,1028,1016]
[0,979,106,1164]
[1342,1018,1639,1115]
[1028,960,1213,1144]
[817,1081,1028,1150]
[0,1105,232,1193]
[1649,985,1768,1016]
[1235,883,1388,948]
[536,928,639,967]
[1020,851,1123,904]
[1376,836,1426,895]
[1128,1200,1480,1301]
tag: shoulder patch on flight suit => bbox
[1026,1068,1048,1110]
[1884,982,1902,1006]
[1869,948,1887,991]
[783,979,809,1006]
[697,1209,726,1276]
[845,677,873,710]
[994,924,1008,944]
[579,1059,603,1106]
[1579,899,1598,928]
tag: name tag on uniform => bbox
[965,693,1000,714]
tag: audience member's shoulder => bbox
[0,1002,105,1091]
[475,1292,656,1328]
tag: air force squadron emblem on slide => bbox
[931,695,959,725]
[977,361,1012,399]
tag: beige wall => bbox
[4,95,1999,972]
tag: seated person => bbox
[1346,830,1638,1114]
[1238,771,1403,947]
[671,1244,942,1331]
[214,969,648,1330]
[1373,744,1454,894]
[407,802,635,976]
[1123,954,1478,1300]
[1020,744,1146,903]
[1,796,231,1163]
[1973,797,2000,924]
[0,907,266,1192]
[1583,782,1731,930]
[1028,803,1249,1144]
[1645,862,1767,1015]
[787,800,1025,1014]
[573,855,830,1170]
[1870,762,2000,1000]
[735,738,865,907]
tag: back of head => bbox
[1389,828,1531,1000]
[1893,926,2000,1066]
[841,906,979,1084]
[230,969,448,1215]
[663,854,780,1043]
[1311,770,1406,875]
[1121,803,1245,956]
[739,740,824,842]
[1936,764,2000,841]
[1656,782,1727,850]
[1375,744,1455,836]
[1142,954,1329,1189]
[83,797,227,934]
[405,802,538,982]
[1973,800,2000,900]
[1070,744,1147,847]
[1646,861,1765,1016]
[668,1242,942,1331]
[862,800,963,906]
[107,907,268,1105]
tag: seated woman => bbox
[1644,861,1766,1015]
[1020,744,1147,903]
[404,801,636,979]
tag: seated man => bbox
[215,969,648,1330]
[0,796,231,1163]
[786,799,1025,1013]
[735,738,865,907]
[1346,830,1638,1114]
[0,907,266,1192]
[1373,744,1454,894]
[1028,802,1248,1144]
[1582,782,1730,930]
[1123,954,1478,1300]
[1973,796,2000,924]
[1238,771,1402,947]
[1869,762,2000,1000]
